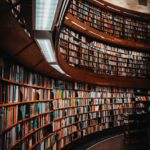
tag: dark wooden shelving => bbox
[64,13,150,51]
[68,0,150,44]
[1,57,149,150]
[59,27,150,79]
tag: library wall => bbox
[59,26,150,78]
[0,56,150,150]
[68,0,150,44]
[103,0,150,14]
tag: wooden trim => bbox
[64,13,150,51]
[0,78,52,90]
[0,100,54,107]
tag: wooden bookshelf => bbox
[123,89,150,143]
[68,0,150,44]
[59,26,150,78]
[64,13,150,51]
[1,57,150,150]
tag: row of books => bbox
[60,30,150,58]
[35,125,103,150]
[0,102,53,132]
[53,98,131,108]
[2,120,53,149]
[0,100,132,144]
[0,82,54,103]
[1,123,53,150]
[0,107,145,149]
[71,0,148,29]
[66,55,150,77]
[0,58,52,86]
[0,114,122,149]
[52,99,133,110]
[77,60,149,71]
[60,37,149,63]
[52,108,124,120]
[30,104,146,148]
[1,83,139,104]
[0,58,91,90]
[65,47,149,66]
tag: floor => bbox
[87,134,150,150]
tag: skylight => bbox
[35,0,58,30]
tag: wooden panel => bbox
[14,43,44,67]
[64,13,150,51]
[34,60,53,74]
[0,11,32,55]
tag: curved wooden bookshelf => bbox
[57,47,150,89]
[10,116,121,150]
[2,104,112,135]
[29,122,122,150]
[64,13,150,51]
[31,124,123,150]
[1,58,144,150]
[67,0,150,45]
[1,63,149,150]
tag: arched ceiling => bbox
[0,0,70,81]
[102,0,150,14]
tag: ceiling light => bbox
[36,39,56,63]
[35,0,58,30]
[51,64,65,74]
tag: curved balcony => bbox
[56,26,150,88]
[66,0,150,46]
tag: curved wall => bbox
[103,0,150,14]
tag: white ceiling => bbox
[103,0,150,13]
